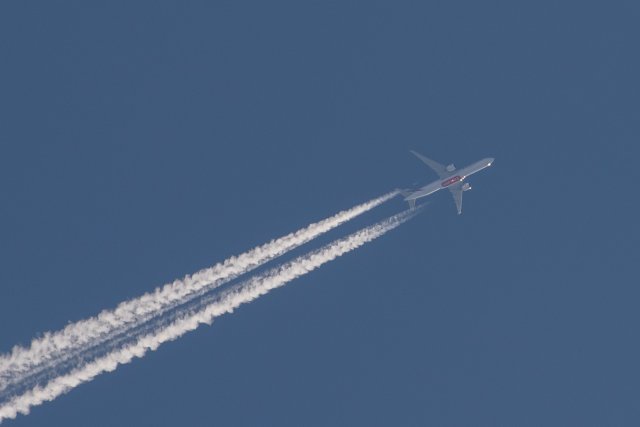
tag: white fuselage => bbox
[404,157,494,202]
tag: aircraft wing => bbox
[449,183,463,215]
[410,150,449,179]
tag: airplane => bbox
[402,151,494,214]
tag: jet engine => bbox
[446,164,456,172]
[462,182,472,191]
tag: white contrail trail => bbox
[0,209,417,423]
[0,191,397,389]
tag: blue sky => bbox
[1,1,638,425]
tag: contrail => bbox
[0,208,418,423]
[0,192,397,390]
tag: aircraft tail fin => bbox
[399,189,412,198]
[398,189,416,210]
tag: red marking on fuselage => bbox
[441,175,462,187]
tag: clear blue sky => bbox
[1,2,638,426]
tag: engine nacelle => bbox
[462,182,472,191]
[446,163,456,172]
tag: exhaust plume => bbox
[0,191,397,389]
[0,208,417,423]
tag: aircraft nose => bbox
[487,157,495,166]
